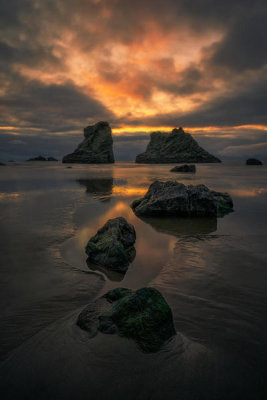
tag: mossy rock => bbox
[77,287,176,353]
[85,217,136,272]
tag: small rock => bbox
[131,180,233,217]
[77,287,176,352]
[246,158,263,165]
[85,217,136,272]
[170,164,196,173]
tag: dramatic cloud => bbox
[0,0,266,160]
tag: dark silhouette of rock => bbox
[62,121,114,164]
[246,158,263,165]
[77,178,113,198]
[131,180,233,217]
[47,157,58,161]
[27,156,47,161]
[0,162,6,166]
[171,164,196,173]
[136,127,220,163]
[77,287,176,352]
[85,217,136,272]
[138,215,217,236]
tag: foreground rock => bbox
[77,287,176,352]
[62,121,114,164]
[136,127,220,163]
[131,180,233,217]
[171,164,196,173]
[85,217,136,272]
[246,158,263,165]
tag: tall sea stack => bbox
[62,121,114,164]
[136,127,221,163]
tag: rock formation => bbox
[85,217,136,272]
[131,180,233,217]
[136,127,220,163]
[62,121,114,163]
[77,287,176,352]
[170,164,196,173]
[47,157,58,161]
[246,158,263,165]
[26,156,58,161]
[0,162,6,166]
[27,156,47,161]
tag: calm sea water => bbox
[0,161,266,399]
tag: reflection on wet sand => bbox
[76,178,113,201]
[139,216,217,236]
[112,186,147,197]
[86,259,125,282]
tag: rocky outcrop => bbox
[85,217,136,272]
[246,158,263,165]
[62,121,114,164]
[27,156,47,161]
[47,157,58,161]
[136,127,220,163]
[77,287,176,352]
[131,180,233,217]
[26,156,58,161]
[170,164,196,173]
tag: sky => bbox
[0,0,267,161]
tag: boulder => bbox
[85,217,136,272]
[62,121,114,164]
[246,158,263,165]
[131,180,233,217]
[171,164,196,173]
[77,287,176,352]
[136,127,221,163]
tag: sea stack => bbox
[62,121,114,164]
[136,127,220,163]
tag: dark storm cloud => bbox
[0,79,114,130]
[139,69,267,128]
[0,0,266,161]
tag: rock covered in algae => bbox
[77,287,176,352]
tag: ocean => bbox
[0,161,266,399]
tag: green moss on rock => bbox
[77,287,176,353]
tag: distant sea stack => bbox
[135,127,221,163]
[62,121,114,164]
